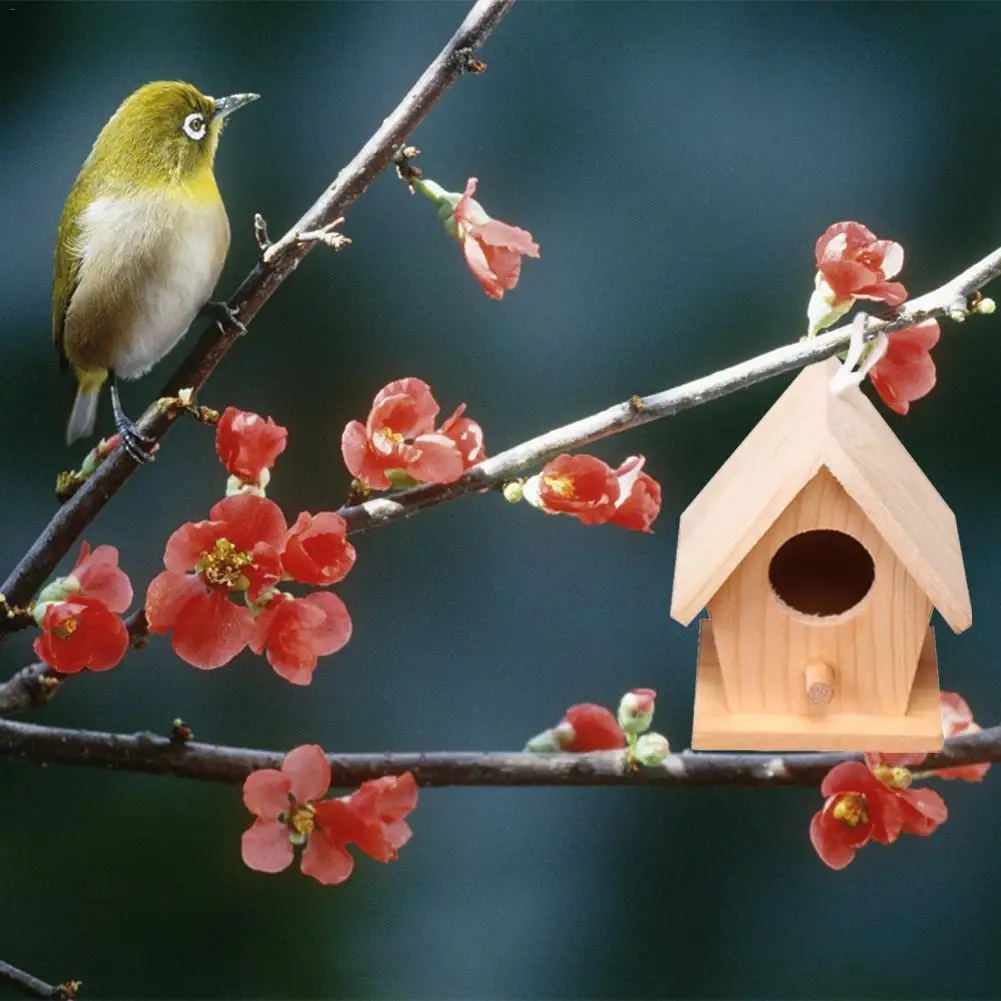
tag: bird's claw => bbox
[200,300,248,336]
[115,416,156,464]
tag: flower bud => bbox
[520,474,543,510]
[503,480,524,504]
[634,732,670,766]
[225,471,269,498]
[617,688,656,735]
[524,727,564,753]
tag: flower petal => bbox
[282,744,331,803]
[243,769,292,819]
[241,819,294,873]
[169,588,253,670]
[300,834,356,885]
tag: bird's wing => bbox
[52,203,84,373]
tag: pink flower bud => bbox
[618,688,656,735]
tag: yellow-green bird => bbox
[52,81,258,461]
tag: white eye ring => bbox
[182,112,207,140]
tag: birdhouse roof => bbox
[671,359,972,632]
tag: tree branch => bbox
[0,0,516,625]
[0,663,61,716]
[0,716,997,787]
[339,242,1001,534]
[0,959,79,1000]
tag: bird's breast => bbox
[64,189,230,378]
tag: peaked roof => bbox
[670,358,972,632]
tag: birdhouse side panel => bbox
[708,469,931,716]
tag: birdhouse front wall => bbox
[707,468,932,717]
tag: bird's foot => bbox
[200,300,248,336]
[114,413,156,464]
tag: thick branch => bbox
[0,717,997,787]
[0,960,79,1000]
[339,243,1001,533]
[0,0,515,620]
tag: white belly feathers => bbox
[72,192,229,379]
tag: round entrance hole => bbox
[768,530,875,617]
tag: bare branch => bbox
[0,716,997,787]
[0,959,80,1000]
[339,242,1001,534]
[0,0,516,632]
[0,664,61,717]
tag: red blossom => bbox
[331,772,420,863]
[341,378,466,489]
[282,511,356,586]
[559,704,626,751]
[33,596,128,674]
[241,749,418,886]
[529,453,663,532]
[241,745,355,885]
[815,221,907,308]
[250,592,353,685]
[937,692,991,782]
[451,178,540,300]
[609,456,662,532]
[868,320,940,415]
[810,758,948,870]
[146,494,286,670]
[536,454,620,525]
[438,404,486,468]
[216,407,288,485]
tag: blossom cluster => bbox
[146,408,354,683]
[242,744,418,885]
[808,220,941,415]
[810,692,990,869]
[342,377,485,491]
[521,453,662,532]
[526,688,669,766]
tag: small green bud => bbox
[524,727,565,753]
[973,296,996,316]
[502,481,524,504]
[634,732,671,766]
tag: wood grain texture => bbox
[709,468,932,716]
[671,359,971,632]
[691,620,944,752]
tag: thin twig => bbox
[0,959,79,1000]
[338,242,1001,534]
[0,0,516,633]
[0,716,997,787]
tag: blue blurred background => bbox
[2,2,1001,998]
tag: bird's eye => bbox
[182,113,207,141]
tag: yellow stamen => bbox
[53,617,79,640]
[377,427,405,446]
[543,474,576,500]
[832,793,868,828]
[872,764,912,789]
[288,802,316,837]
[196,538,253,591]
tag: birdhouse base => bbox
[691,621,944,752]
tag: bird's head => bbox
[88,81,259,189]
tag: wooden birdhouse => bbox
[670,359,971,752]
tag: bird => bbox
[52,81,259,461]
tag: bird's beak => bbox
[211,92,260,121]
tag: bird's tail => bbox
[66,369,106,446]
